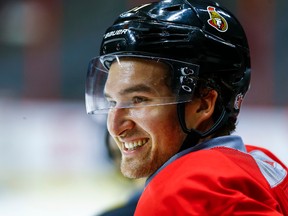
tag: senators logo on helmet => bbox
[207,6,228,32]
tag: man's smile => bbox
[122,138,149,151]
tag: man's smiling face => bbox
[105,57,187,178]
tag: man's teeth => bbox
[124,139,148,150]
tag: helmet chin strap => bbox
[177,102,228,152]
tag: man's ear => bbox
[185,90,218,131]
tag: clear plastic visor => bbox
[85,54,199,114]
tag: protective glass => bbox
[85,54,200,114]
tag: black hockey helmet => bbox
[86,0,251,142]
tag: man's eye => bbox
[132,96,147,104]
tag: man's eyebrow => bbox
[105,84,155,98]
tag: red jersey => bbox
[134,136,288,215]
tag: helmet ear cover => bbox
[177,64,250,140]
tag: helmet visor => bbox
[85,54,199,114]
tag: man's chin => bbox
[121,162,151,179]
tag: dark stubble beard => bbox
[120,150,163,179]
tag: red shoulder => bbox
[135,148,282,216]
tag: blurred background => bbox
[0,0,287,215]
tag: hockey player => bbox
[85,0,288,215]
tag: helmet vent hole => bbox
[163,4,182,12]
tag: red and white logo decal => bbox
[234,93,244,110]
[207,6,228,32]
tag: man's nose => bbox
[107,108,135,137]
